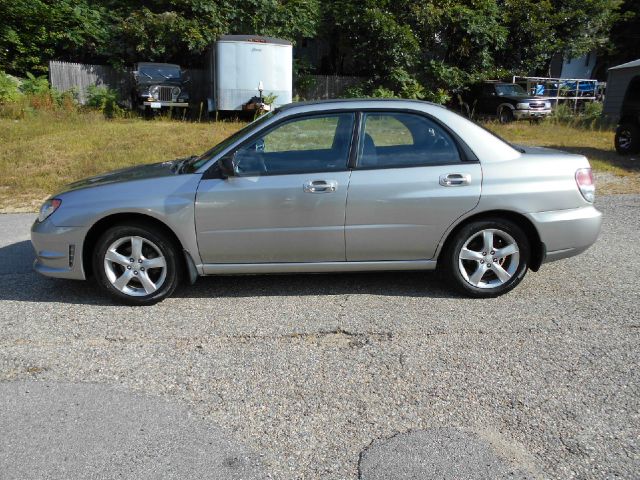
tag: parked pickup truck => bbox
[460,81,552,123]
[132,62,190,113]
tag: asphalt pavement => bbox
[0,195,638,479]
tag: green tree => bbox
[0,0,108,74]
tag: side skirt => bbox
[200,260,437,275]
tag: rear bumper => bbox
[31,218,88,280]
[526,206,602,264]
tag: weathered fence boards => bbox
[49,61,131,104]
[49,61,363,108]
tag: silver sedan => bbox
[31,99,602,304]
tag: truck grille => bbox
[158,86,173,102]
[529,101,546,109]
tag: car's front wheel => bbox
[498,107,514,124]
[93,224,181,305]
[441,218,530,298]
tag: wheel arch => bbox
[82,212,188,278]
[437,210,545,272]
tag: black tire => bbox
[440,218,530,298]
[93,223,182,305]
[615,123,640,155]
[498,107,514,124]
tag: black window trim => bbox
[351,109,478,171]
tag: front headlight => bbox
[516,102,529,110]
[38,198,62,223]
[544,101,551,109]
[171,87,180,97]
[149,85,160,99]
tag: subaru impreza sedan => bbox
[31,99,602,304]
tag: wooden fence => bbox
[49,61,363,107]
[297,75,363,100]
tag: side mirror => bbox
[218,154,237,178]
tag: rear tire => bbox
[440,218,530,298]
[93,223,181,305]
[615,123,640,155]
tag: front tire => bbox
[93,224,181,305]
[498,107,514,124]
[615,123,640,155]
[441,218,530,298]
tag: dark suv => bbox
[460,81,551,123]
[615,76,640,155]
[132,62,190,113]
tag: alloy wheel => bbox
[458,228,520,289]
[103,236,167,296]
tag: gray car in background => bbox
[31,99,602,305]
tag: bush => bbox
[547,101,607,130]
[0,71,21,103]
[21,72,50,95]
[86,85,122,118]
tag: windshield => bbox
[138,65,181,81]
[186,111,277,172]
[495,84,527,96]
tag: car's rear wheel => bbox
[93,224,181,305]
[498,107,514,124]
[441,218,530,298]
[615,123,640,155]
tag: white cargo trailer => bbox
[206,35,292,112]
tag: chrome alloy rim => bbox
[618,129,632,150]
[458,229,520,289]
[103,236,167,296]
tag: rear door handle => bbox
[439,173,471,187]
[303,180,338,193]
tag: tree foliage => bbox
[0,0,631,98]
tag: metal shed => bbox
[603,59,640,122]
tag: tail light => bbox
[575,168,595,203]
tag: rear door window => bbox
[357,112,462,168]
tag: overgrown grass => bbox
[0,112,638,212]
[0,111,243,211]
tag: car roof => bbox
[276,98,444,114]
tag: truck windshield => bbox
[495,84,527,96]
[138,65,181,81]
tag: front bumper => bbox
[31,218,88,280]
[514,109,552,120]
[526,205,603,264]
[142,101,189,108]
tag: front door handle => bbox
[303,180,338,193]
[439,173,471,187]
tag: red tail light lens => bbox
[575,168,595,203]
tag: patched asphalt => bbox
[0,195,638,479]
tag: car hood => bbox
[61,159,183,194]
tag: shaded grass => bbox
[1,113,638,212]
[485,121,640,195]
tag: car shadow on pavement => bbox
[0,240,459,304]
